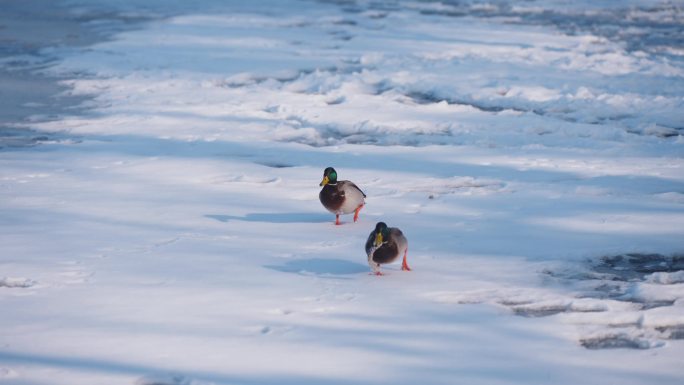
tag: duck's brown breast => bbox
[371,243,400,265]
[319,184,344,212]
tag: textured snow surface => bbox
[1,0,683,384]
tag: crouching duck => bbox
[319,167,366,225]
[365,222,411,275]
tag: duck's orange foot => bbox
[353,204,364,222]
[401,250,411,271]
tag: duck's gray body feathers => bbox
[319,181,366,215]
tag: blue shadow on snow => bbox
[206,212,331,224]
[265,258,368,276]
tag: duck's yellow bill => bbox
[319,176,329,186]
[374,233,383,247]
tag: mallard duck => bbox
[319,167,366,225]
[365,222,410,275]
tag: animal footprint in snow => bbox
[248,325,292,336]
[309,306,335,314]
[136,374,192,385]
[210,174,281,185]
[0,367,18,378]
[335,292,357,301]
[267,308,293,316]
[303,240,348,250]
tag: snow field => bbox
[2,0,684,384]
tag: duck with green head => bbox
[319,167,366,225]
[365,221,411,275]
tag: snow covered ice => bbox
[1,0,684,384]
